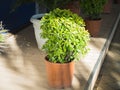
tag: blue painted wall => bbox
[0,0,35,33]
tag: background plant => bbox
[0,22,7,42]
[0,22,8,53]
[79,0,107,20]
[40,8,90,63]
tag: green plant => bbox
[0,22,7,42]
[79,0,107,20]
[13,0,73,11]
[40,8,90,63]
[0,22,8,53]
[0,31,6,42]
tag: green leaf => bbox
[40,8,90,63]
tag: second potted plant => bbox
[80,0,107,37]
[40,8,90,88]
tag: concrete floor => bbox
[0,3,120,90]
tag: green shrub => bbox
[0,22,7,42]
[40,8,90,63]
[0,31,5,42]
[80,0,107,20]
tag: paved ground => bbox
[94,21,120,90]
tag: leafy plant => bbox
[0,22,7,42]
[0,22,8,53]
[0,31,6,42]
[13,0,73,11]
[40,8,90,63]
[79,0,107,20]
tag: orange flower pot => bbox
[85,19,102,37]
[45,60,74,89]
[64,1,80,15]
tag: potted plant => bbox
[40,8,90,88]
[0,22,8,53]
[80,0,107,37]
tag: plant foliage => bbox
[0,22,7,42]
[0,22,8,53]
[79,0,107,20]
[40,8,90,63]
[0,30,6,42]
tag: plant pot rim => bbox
[30,13,45,23]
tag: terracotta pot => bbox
[85,19,102,37]
[45,60,74,88]
[103,0,112,13]
[64,1,80,15]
